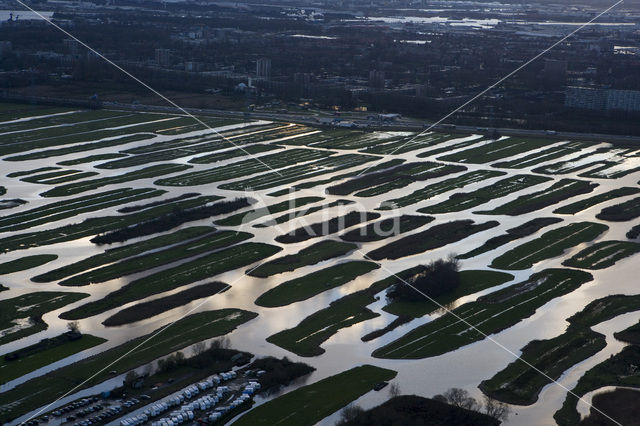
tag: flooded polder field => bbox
[0,102,639,426]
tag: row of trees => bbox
[339,386,510,425]
[123,337,235,388]
[434,387,511,422]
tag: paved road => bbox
[102,101,640,145]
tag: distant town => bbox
[2,2,640,426]
[1,0,640,134]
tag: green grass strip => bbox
[5,134,154,162]
[0,113,165,155]
[95,140,280,169]
[457,217,563,260]
[326,161,464,197]
[490,222,609,270]
[596,196,640,222]
[60,230,252,286]
[531,150,606,175]
[233,365,397,426]
[248,240,356,278]
[361,133,456,155]
[491,141,590,169]
[0,334,107,383]
[189,144,282,164]
[378,170,505,209]
[57,153,127,166]
[6,167,60,178]
[266,266,429,356]
[155,148,330,187]
[479,328,606,405]
[279,128,363,148]
[41,164,191,197]
[0,195,221,253]
[383,270,514,318]
[122,122,282,155]
[253,199,354,227]
[367,219,499,261]
[355,163,466,197]
[562,240,640,270]
[437,137,555,164]
[0,110,123,133]
[417,137,486,158]
[0,292,89,345]
[0,309,257,424]
[267,293,378,356]
[255,261,380,307]
[477,178,598,216]
[0,111,137,139]
[9,116,185,155]
[554,187,640,215]
[60,242,281,319]
[373,269,593,359]
[554,345,640,426]
[311,130,406,150]
[0,254,58,275]
[20,169,93,184]
[419,174,551,214]
[0,103,71,120]
[279,159,405,194]
[579,162,640,179]
[614,319,640,344]
[102,282,229,326]
[28,171,100,185]
[275,211,380,244]
[218,153,377,191]
[480,294,640,406]
[32,226,214,283]
[567,294,640,329]
[0,187,164,233]
[215,196,323,226]
[340,214,434,242]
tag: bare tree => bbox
[433,393,448,403]
[442,388,479,411]
[124,370,139,388]
[192,341,207,356]
[174,351,185,364]
[336,404,365,425]
[389,382,400,398]
[388,382,401,398]
[66,321,80,333]
[483,395,511,422]
[210,336,230,349]
[143,363,152,377]
[447,252,460,271]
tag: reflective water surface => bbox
[1,112,639,425]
